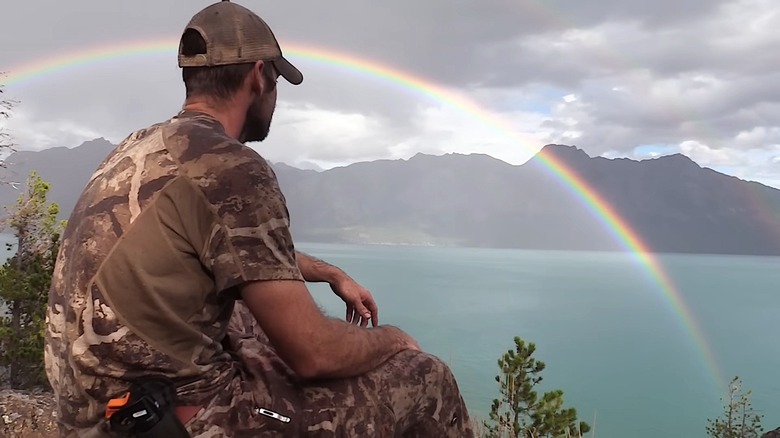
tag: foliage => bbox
[0,75,18,167]
[706,376,764,438]
[482,336,591,438]
[0,171,66,389]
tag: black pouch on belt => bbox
[106,377,191,438]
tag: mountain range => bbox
[0,138,778,256]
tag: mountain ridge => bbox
[0,139,778,256]
[6,139,773,188]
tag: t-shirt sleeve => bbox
[199,150,303,295]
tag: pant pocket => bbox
[237,380,304,437]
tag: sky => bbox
[0,0,778,188]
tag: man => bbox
[44,1,474,437]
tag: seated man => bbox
[43,1,474,437]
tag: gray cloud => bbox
[0,0,778,188]
[0,0,735,89]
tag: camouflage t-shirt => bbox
[43,110,304,436]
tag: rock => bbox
[763,427,780,438]
[0,389,58,437]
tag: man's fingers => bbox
[366,299,379,327]
[351,307,361,325]
[346,306,354,324]
[355,303,371,327]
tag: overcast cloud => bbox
[0,0,778,188]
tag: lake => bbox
[2,235,778,437]
[298,243,779,438]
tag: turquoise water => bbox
[297,243,780,438]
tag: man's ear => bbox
[249,60,266,94]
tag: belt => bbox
[174,406,203,426]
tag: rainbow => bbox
[1,37,727,394]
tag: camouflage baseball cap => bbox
[178,0,303,85]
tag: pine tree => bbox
[483,336,591,438]
[0,171,66,389]
[706,376,764,438]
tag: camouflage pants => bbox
[184,303,475,437]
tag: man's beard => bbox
[240,99,273,143]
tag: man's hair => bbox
[180,29,255,101]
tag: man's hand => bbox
[295,250,380,327]
[330,275,379,327]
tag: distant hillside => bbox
[0,138,114,220]
[0,139,778,256]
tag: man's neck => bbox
[182,98,245,140]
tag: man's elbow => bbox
[288,353,327,380]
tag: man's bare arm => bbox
[239,279,419,380]
[295,250,379,326]
[295,250,343,283]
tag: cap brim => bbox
[275,56,303,85]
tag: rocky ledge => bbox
[0,390,58,437]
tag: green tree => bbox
[706,376,764,438]
[0,171,66,389]
[482,336,591,438]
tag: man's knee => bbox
[391,350,462,398]
[415,351,453,383]
[389,350,474,436]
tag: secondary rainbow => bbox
[2,37,728,394]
